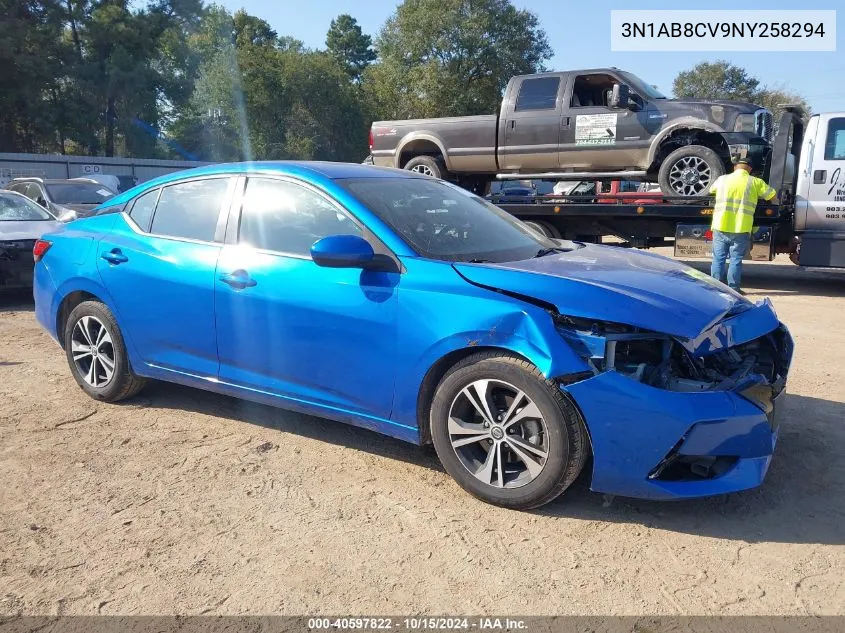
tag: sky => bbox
[218,0,844,113]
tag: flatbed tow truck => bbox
[489,110,845,269]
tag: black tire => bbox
[63,300,146,402]
[404,155,447,180]
[523,221,550,238]
[523,220,561,239]
[430,352,589,510]
[658,145,725,197]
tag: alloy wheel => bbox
[668,156,712,195]
[70,315,115,388]
[447,379,549,489]
[409,163,435,177]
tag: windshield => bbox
[0,193,53,221]
[341,177,560,263]
[45,183,114,205]
[619,71,667,100]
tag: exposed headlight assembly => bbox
[554,315,673,384]
[553,314,780,395]
[733,113,756,133]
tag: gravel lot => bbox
[1,255,843,616]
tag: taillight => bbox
[33,239,52,262]
[368,128,374,150]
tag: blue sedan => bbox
[32,162,793,509]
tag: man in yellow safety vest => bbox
[708,158,777,293]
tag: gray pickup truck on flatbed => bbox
[369,68,774,196]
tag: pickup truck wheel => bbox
[658,145,725,197]
[523,220,561,239]
[405,155,447,179]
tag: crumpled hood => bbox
[0,220,62,241]
[452,244,778,346]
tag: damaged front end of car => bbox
[553,300,794,499]
[555,312,791,399]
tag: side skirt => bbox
[137,362,421,445]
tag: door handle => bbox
[509,120,515,129]
[101,249,128,265]
[561,116,571,128]
[219,269,257,289]
[813,170,827,184]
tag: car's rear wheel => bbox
[404,155,447,180]
[658,145,725,197]
[64,300,146,402]
[430,352,589,510]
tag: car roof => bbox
[104,161,424,208]
[12,178,100,184]
[185,161,414,180]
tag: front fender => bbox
[390,259,590,430]
[647,117,726,166]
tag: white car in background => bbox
[0,190,62,291]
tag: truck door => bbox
[797,114,845,231]
[558,72,652,170]
[500,75,563,171]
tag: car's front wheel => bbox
[63,300,146,402]
[430,352,589,510]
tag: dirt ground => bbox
[1,254,844,616]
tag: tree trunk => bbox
[105,96,116,156]
[66,0,83,63]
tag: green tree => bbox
[0,0,72,152]
[673,60,811,126]
[364,0,552,120]
[170,6,368,163]
[326,14,375,80]
[754,86,811,121]
[673,60,760,102]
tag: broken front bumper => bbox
[562,305,793,501]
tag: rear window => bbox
[150,178,229,241]
[45,183,114,205]
[514,77,560,111]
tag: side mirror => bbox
[609,83,630,109]
[58,210,77,222]
[36,197,48,207]
[310,234,375,269]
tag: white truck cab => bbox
[793,112,845,267]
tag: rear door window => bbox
[150,178,230,242]
[128,188,159,232]
[514,77,560,112]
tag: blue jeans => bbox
[710,230,750,290]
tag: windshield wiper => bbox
[468,258,492,263]
[534,247,565,258]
